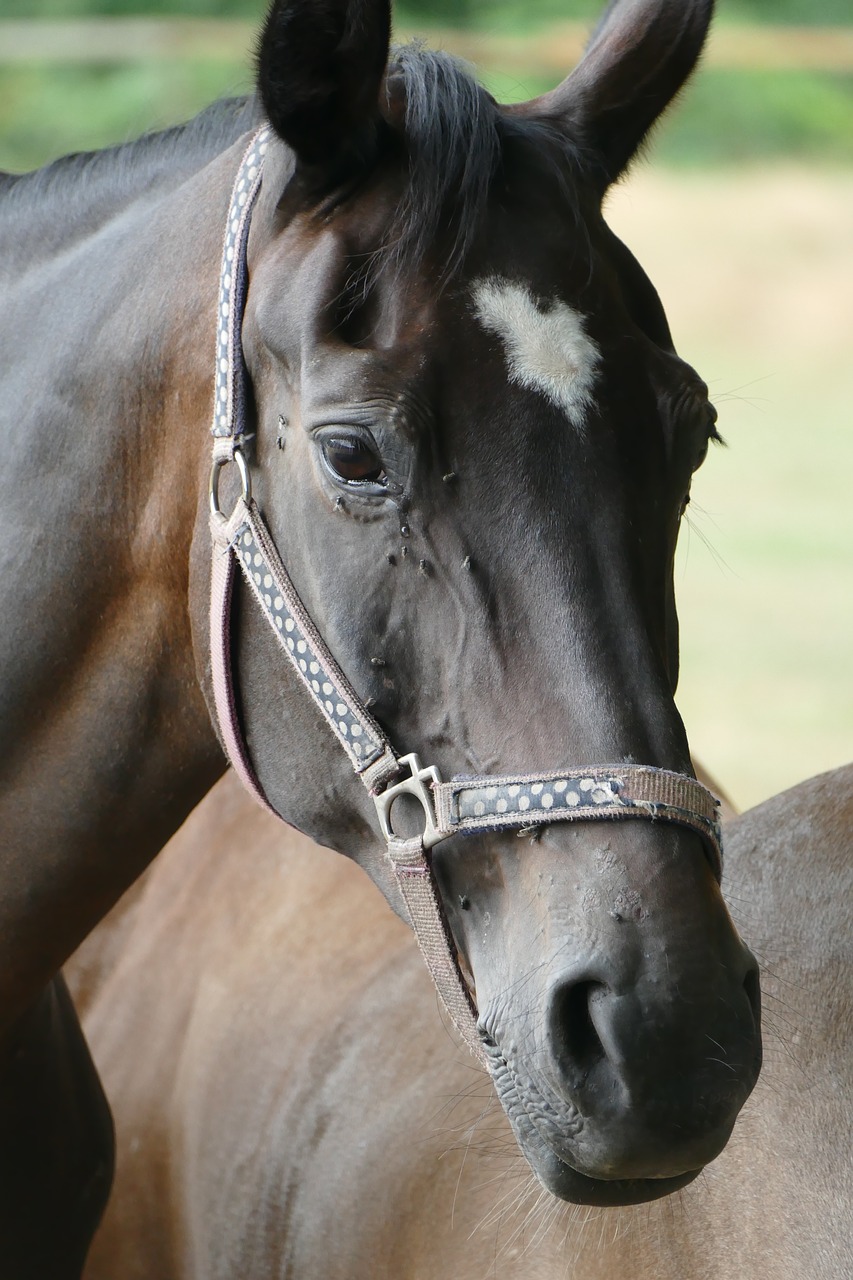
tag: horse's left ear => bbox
[257,0,391,170]
[514,0,713,192]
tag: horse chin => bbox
[529,1148,701,1207]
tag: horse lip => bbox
[531,1147,702,1206]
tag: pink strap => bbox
[210,516,279,818]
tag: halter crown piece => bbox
[208,131,723,1069]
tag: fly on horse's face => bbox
[205,0,760,1206]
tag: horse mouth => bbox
[505,1092,704,1206]
[484,1039,708,1206]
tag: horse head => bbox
[191,0,761,1205]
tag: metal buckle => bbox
[209,447,252,518]
[374,753,445,849]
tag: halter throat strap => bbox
[207,130,723,1069]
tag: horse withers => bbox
[74,767,852,1280]
[0,1,758,1270]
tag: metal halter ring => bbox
[209,448,252,518]
[374,753,446,850]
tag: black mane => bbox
[0,96,263,253]
[2,95,262,194]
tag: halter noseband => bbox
[208,130,722,1068]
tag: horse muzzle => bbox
[467,819,762,1203]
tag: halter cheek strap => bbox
[207,130,723,1070]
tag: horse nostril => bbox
[550,979,608,1078]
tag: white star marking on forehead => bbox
[472,277,601,430]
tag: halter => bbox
[208,130,722,1068]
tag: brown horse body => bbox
[75,764,852,1280]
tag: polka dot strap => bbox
[211,127,271,443]
[208,131,398,796]
[434,766,722,872]
[233,503,399,787]
[380,763,721,1065]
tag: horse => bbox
[72,763,852,1280]
[0,2,760,1271]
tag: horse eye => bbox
[321,435,385,485]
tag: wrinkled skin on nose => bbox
[436,820,761,1203]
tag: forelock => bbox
[380,44,501,280]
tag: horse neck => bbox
[0,144,250,1015]
[0,98,261,279]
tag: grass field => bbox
[607,169,853,809]
[2,23,850,811]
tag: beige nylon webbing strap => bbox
[387,836,487,1066]
[207,128,725,1072]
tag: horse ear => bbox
[256,0,392,169]
[516,0,713,191]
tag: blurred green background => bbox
[1,0,851,809]
[2,0,853,170]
